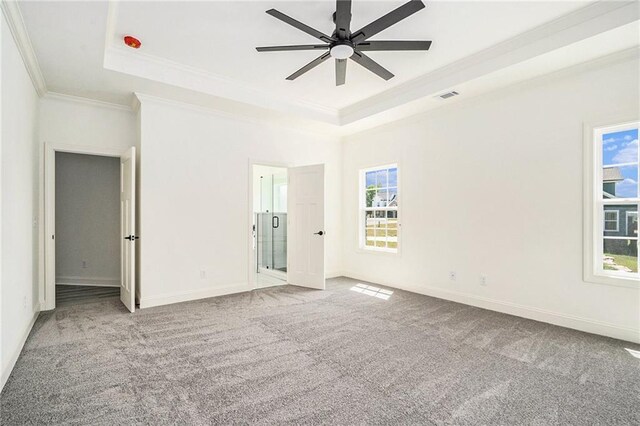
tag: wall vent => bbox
[437,90,459,99]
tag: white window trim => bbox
[359,163,400,255]
[583,119,639,288]
[603,210,619,233]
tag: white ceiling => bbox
[15,0,640,133]
[111,1,585,108]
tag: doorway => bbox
[54,152,120,306]
[44,143,136,312]
[253,164,288,288]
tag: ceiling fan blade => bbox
[356,40,432,51]
[335,59,347,86]
[286,52,332,80]
[266,9,334,43]
[335,0,352,40]
[350,51,394,80]
[256,44,329,52]
[351,0,425,44]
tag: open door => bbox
[287,164,325,289]
[120,147,136,312]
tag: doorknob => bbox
[314,231,324,236]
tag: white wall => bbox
[39,95,136,151]
[1,12,40,388]
[137,98,342,307]
[55,152,120,287]
[342,57,640,343]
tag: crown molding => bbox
[43,91,133,112]
[1,0,46,96]
[134,92,342,138]
[105,46,340,125]
[338,0,640,125]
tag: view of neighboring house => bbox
[372,192,398,208]
[603,166,638,268]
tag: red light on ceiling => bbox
[124,36,141,49]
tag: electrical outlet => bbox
[22,296,27,309]
[33,217,38,229]
[82,260,87,269]
[480,274,487,286]
[449,271,457,281]
[200,270,206,279]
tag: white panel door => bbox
[120,147,136,312]
[287,164,325,289]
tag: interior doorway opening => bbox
[54,152,121,306]
[252,164,288,288]
[44,143,137,312]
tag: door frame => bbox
[247,159,291,289]
[42,142,128,310]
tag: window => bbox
[587,121,639,285]
[361,164,399,252]
[604,210,619,232]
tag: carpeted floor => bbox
[1,277,639,425]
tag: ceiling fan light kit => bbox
[256,0,432,86]
[330,43,354,60]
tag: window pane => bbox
[602,164,638,199]
[388,187,398,207]
[365,210,375,225]
[365,171,376,187]
[389,168,398,187]
[375,169,387,188]
[364,211,375,246]
[602,128,638,166]
[365,189,376,207]
[373,190,387,207]
[387,210,398,238]
[603,238,638,273]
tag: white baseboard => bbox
[342,272,640,344]
[326,270,344,279]
[139,282,252,309]
[56,276,119,287]
[1,310,39,392]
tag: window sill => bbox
[584,271,639,289]
[357,247,400,257]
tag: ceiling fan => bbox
[256,0,431,86]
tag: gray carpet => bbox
[1,277,639,425]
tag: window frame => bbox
[359,163,400,254]
[584,118,639,288]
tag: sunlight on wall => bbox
[350,283,393,300]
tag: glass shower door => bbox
[256,170,287,283]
